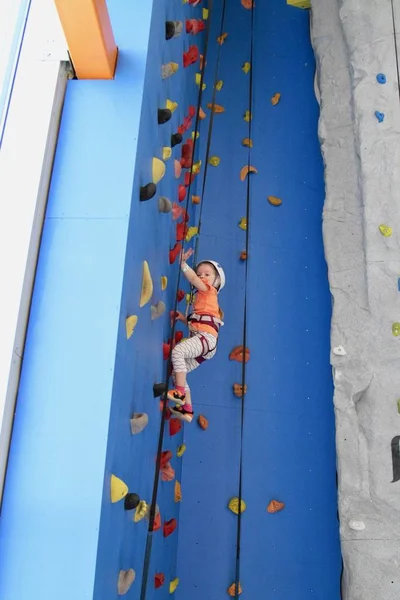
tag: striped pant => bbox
[171,332,217,391]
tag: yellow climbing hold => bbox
[161,276,168,291]
[125,315,138,340]
[242,138,253,148]
[152,157,166,184]
[174,480,182,502]
[195,73,206,90]
[177,444,186,457]
[185,226,198,242]
[110,474,128,503]
[203,8,208,18]
[240,165,258,181]
[244,110,252,122]
[239,217,247,230]
[191,131,200,140]
[228,497,246,514]
[166,99,178,113]
[162,147,172,160]
[169,578,179,594]
[216,80,224,91]
[186,293,191,304]
[242,62,251,74]
[217,33,228,45]
[379,224,392,237]
[268,195,282,206]
[287,0,310,8]
[140,261,153,307]
[392,322,400,337]
[209,156,220,167]
[271,93,281,106]
[133,500,148,523]
[192,160,202,174]
[161,62,179,79]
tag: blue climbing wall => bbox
[0,0,342,599]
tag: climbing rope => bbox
[390,0,400,105]
[139,3,215,599]
[234,3,255,599]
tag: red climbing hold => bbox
[181,139,194,169]
[181,208,189,223]
[153,512,162,532]
[160,400,172,420]
[163,343,170,360]
[177,289,185,302]
[155,573,165,589]
[188,105,196,118]
[183,45,199,68]
[184,171,197,186]
[176,222,188,242]
[178,185,186,202]
[160,450,173,469]
[172,203,182,221]
[186,19,205,35]
[163,518,177,537]
[169,418,182,436]
[169,243,182,264]
[175,331,184,344]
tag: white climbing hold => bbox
[348,519,365,531]
[333,345,346,356]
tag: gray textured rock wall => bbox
[310,0,400,598]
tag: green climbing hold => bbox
[379,224,392,237]
[392,322,400,336]
[397,399,400,414]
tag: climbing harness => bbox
[187,312,223,333]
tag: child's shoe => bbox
[167,388,186,405]
[170,404,194,423]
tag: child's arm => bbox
[180,249,208,292]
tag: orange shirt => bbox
[190,283,220,337]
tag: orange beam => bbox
[54,0,118,80]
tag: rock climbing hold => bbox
[125,315,138,339]
[242,62,251,74]
[209,156,220,166]
[169,242,182,265]
[375,111,384,123]
[398,277,400,291]
[163,518,177,537]
[333,345,346,356]
[186,293,191,305]
[160,450,173,468]
[198,107,206,119]
[392,322,400,336]
[217,32,228,45]
[348,519,365,531]
[169,578,179,594]
[165,21,176,40]
[174,160,182,180]
[181,138,194,168]
[228,497,246,514]
[184,171,197,186]
[176,222,188,242]
[153,382,167,398]
[183,45,199,68]
[133,500,148,522]
[171,133,183,147]
[161,62,179,79]
[111,474,129,503]
[195,73,206,89]
[130,413,149,435]
[267,195,282,206]
[233,383,247,397]
[376,73,386,84]
[192,195,201,204]
[227,583,242,597]
[191,131,200,141]
[203,8,208,19]
[140,261,153,307]
[230,346,250,362]
[267,499,285,513]
[287,0,310,7]
[244,110,252,122]
[185,226,198,242]
[169,418,182,437]
[186,18,205,35]
[158,108,172,125]
[177,289,185,302]
[155,573,165,589]
[239,217,247,230]
[174,480,182,502]
[175,331,184,344]
[241,0,254,8]
[159,197,172,213]
[163,342,170,361]
[271,93,281,105]
[379,224,392,237]
[152,158,166,184]
[240,165,257,181]
[216,80,224,91]
[161,462,175,481]
[178,186,186,204]
[162,147,172,161]
[124,492,140,511]
[198,415,208,430]
[151,301,166,320]
[161,276,168,291]
[140,183,156,201]
[118,569,136,595]
[397,399,400,414]
[177,443,186,457]
[192,160,202,175]
[207,102,224,113]
[240,251,247,260]
[242,137,252,148]
[166,99,178,113]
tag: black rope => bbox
[234,3,255,599]
[139,3,214,598]
[390,0,400,105]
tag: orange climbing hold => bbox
[271,93,281,105]
[233,383,248,397]
[217,32,228,45]
[169,243,182,264]
[227,582,242,596]
[229,346,250,363]
[153,511,162,532]
[174,480,182,502]
[268,195,282,206]
[207,103,225,113]
[198,415,208,430]
[240,165,258,181]
[198,107,206,119]
[267,499,285,513]
[163,518,177,537]
[169,418,182,436]
[155,573,165,589]
[241,0,254,8]
[192,195,201,205]
[240,251,247,260]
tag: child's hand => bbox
[170,310,186,323]
[181,248,194,264]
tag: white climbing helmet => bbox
[197,260,226,292]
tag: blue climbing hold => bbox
[375,111,384,123]
[376,73,386,84]
[398,277,400,292]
